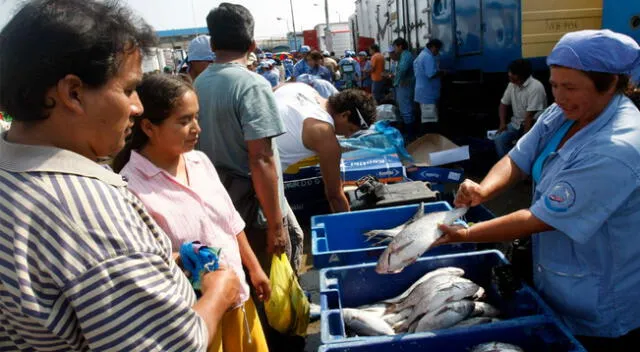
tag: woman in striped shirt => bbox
[113,73,270,352]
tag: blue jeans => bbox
[372,80,384,103]
[494,124,523,158]
[395,85,414,124]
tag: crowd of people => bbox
[1,1,640,352]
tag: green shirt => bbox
[194,63,288,223]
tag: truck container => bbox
[303,29,320,50]
[349,0,640,137]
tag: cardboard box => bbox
[284,152,405,185]
[406,134,470,167]
[405,134,469,183]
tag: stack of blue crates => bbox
[316,250,585,351]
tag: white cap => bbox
[187,35,215,62]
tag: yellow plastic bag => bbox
[265,254,310,336]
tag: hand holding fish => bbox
[431,224,471,248]
[455,179,487,208]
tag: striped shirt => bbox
[0,133,207,351]
[120,150,250,304]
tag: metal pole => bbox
[324,0,330,52]
[289,0,298,50]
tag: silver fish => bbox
[382,267,465,304]
[376,205,469,274]
[452,317,501,328]
[392,275,473,312]
[471,301,500,318]
[413,299,475,332]
[471,342,524,352]
[400,280,480,331]
[382,307,411,325]
[342,308,395,336]
[363,203,425,244]
[356,303,389,318]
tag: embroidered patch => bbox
[544,181,576,212]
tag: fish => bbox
[471,302,500,318]
[452,317,501,328]
[399,280,480,331]
[413,300,475,332]
[470,342,524,352]
[363,203,425,244]
[376,205,469,274]
[355,303,389,318]
[382,267,465,304]
[382,307,411,325]
[391,275,473,312]
[342,308,395,336]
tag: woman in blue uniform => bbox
[434,30,640,351]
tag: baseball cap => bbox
[187,35,215,62]
[322,50,330,57]
[358,51,367,56]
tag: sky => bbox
[0,0,356,39]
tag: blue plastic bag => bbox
[339,120,414,163]
[179,241,221,291]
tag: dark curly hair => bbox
[0,0,157,122]
[328,89,377,129]
[112,73,194,173]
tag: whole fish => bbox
[471,342,524,352]
[376,205,469,274]
[342,308,395,336]
[400,281,480,331]
[452,317,501,328]
[392,275,473,312]
[413,300,475,332]
[363,203,425,244]
[382,267,465,304]
[471,302,500,318]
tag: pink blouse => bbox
[121,150,250,303]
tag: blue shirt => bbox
[394,50,415,87]
[414,48,440,104]
[284,61,294,79]
[262,69,280,87]
[308,65,332,82]
[293,59,310,78]
[509,95,640,337]
[338,57,362,78]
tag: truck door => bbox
[454,0,483,56]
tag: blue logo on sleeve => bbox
[544,181,576,212]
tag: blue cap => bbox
[265,52,273,59]
[547,29,640,74]
[187,35,215,62]
[300,45,311,53]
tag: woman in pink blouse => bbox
[113,73,269,352]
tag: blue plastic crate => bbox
[311,201,475,269]
[319,250,566,345]
[318,317,585,351]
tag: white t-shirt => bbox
[501,76,547,129]
[275,83,334,170]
